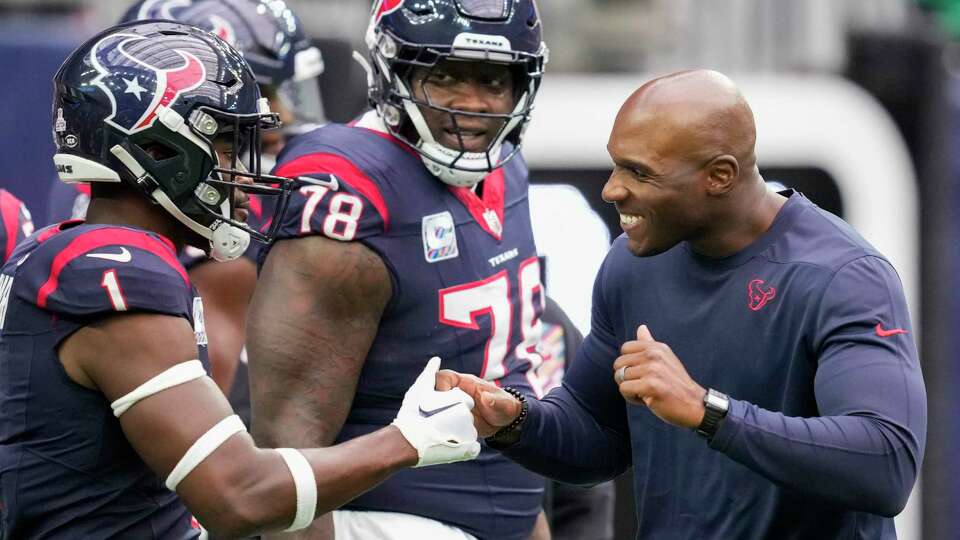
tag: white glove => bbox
[392,357,481,467]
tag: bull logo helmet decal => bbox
[374,0,404,24]
[90,33,207,135]
[209,15,237,46]
[136,0,193,20]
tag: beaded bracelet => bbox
[485,386,528,448]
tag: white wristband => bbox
[276,448,317,531]
[165,415,245,491]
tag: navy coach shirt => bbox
[504,191,926,539]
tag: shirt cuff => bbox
[708,397,746,452]
[498,397,543,453]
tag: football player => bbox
[248,1,550,539]
[46,0,326,422]
[0,21,478,539]
[0,189,33,265]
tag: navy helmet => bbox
[52,21,297,261]
[365,0,548,187]
[119,0,196,21]
[121,0,325,129]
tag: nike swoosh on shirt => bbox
[85,247,132,263]
[875,323,908,338]
[419,402,460,418]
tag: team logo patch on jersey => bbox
[422,211,458,263]
[192,296,208,346]
[90,33,207,135]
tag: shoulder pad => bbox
[16,226,192,319]
[273,150,389,241]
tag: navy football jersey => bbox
[268,112,546,540]
[0,190,33,265]
[0,221,208,539]
[46,179,267,270]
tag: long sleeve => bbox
[503,260,632,485]
[710,256,926,517]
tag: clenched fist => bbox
[613,325,707,429]
[435,370,523,438]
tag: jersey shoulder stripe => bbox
[275,152,391,230]
[35,227,187,308]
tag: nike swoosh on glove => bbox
[392,357,482,467]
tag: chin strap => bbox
[108,143,250,262]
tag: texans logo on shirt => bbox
[748,278,776,311]
[90,33,207,135]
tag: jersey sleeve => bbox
[271,151,388,243]
[16,228,193,321]
[0,190,34,264]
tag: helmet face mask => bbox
[365,0,548,188]
[52,21,296,261]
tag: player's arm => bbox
[189,257,257,393]
[247,234,392,538]
[59,312,477,538]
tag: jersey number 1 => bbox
[101,269,128,311]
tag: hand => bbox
[436,369,522,438]
[613,325,707,429]
[392,357,481,467]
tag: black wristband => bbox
[484,387,528,450]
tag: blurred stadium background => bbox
[0,0,956,538]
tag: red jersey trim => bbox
[36,220,82,244]
[36,228,188,308]
[274,153,391,231]
[0,190,22,261]
[248,194,263,221]
[448,168,506,241]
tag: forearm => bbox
[710,399,922,516]
[221,427,417,538]
[503,386,631,486]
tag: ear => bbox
[705,155,739,195]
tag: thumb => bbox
[479,390,519,427]
[413,356,442,391]
[636,324,654,342]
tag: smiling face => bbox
[602,107,715,257]
[408,58,517,153]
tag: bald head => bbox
[611,70,757,173]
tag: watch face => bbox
[705,390,729,412]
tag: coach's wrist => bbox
[484,387,528,449]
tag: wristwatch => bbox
[695,388,729,441]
